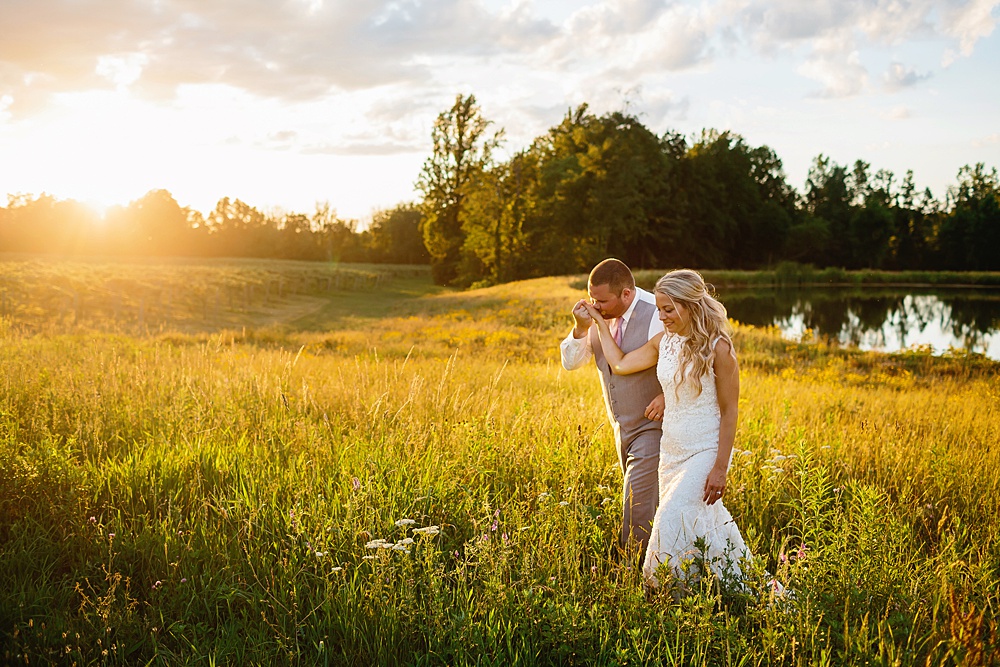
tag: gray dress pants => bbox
[619,428,660,556]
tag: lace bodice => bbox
[656,333,721,459]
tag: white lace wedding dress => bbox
[643,333,751,588]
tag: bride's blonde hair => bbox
[655,269,733,397]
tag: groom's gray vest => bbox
[590,299,663,446]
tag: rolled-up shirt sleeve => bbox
[560,329,593,370]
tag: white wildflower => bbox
[331,566,343,572]
[365,538,389,549]
[315,551,327,558]
[362,555,376,560]
[399,537,414,546]
[394,518,416,528]
[558,501,569,507]
[412,525,440,536]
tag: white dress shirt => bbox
[560,286,662,371]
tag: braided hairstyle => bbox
[654,269,733,397]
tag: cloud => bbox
[972,133,1000,148]
[881,106,912,120]
[796,34,869,98]
[0,0,996,131]
[941,0,999,59]
[883,61,932,91]
[0,0,558,115]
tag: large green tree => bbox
[416,94,502,285]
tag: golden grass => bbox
[1,258,998,665]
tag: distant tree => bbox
[0,194,102,254]
[848,166,895,268]
[678,131,793,268]
[366,203,429,265]
[205,198,270,257]
[416,94,502,285]
[938,163,1000,270]
[312,203,364,262]
[462,149,538,284]
[104,190,200,256]
[804,155,853,267]
[525,105,676,275]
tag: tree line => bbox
[0,192,428,265]
[417,95,1000,286]
[3,92,998,284]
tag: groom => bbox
[560,258,664,557]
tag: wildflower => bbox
[315,551,327,558]
[362,555,376,560]
[395,518,416,528]
[365,538,389,549]
[490,520,498,532]
[331,567,343,573]
[412,525,440,536]
[180,578,187,583]
[392,544,410,553]
[559,501,569,507]
[740,450,753,457]
[399,537,414,546]
[537,492,550,500]
[772,455,788,462]
[351,477,361,491]
[152,581,162,589]
[502,532,508,543]
[88,516,97,524]
[796,544,808,559]
[779,552,788,564]
[108,533,116,540]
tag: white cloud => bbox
[972,133,1000,148]
[883,61,932,91]
[941,0,999,58]
[797,34,869,98]
[881,106,912,120]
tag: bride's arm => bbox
[704,338,739,505]
[581,303,662,374]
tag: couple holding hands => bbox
[560,259,750,590]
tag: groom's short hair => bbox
[589,258,635,296]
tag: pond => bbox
[720,286,1000,361]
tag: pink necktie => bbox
[612,319,623,346]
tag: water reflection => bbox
[723,287,1000,360]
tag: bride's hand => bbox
[703,465,728,505]
[582,302,605,325]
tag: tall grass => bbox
[1,261,998,665]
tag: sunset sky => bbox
[1,0,998,222]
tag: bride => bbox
[584,269,751,589]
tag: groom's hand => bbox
[571,299,593,337]
[644,394,665,421]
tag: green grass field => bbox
[1,258,998,665]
